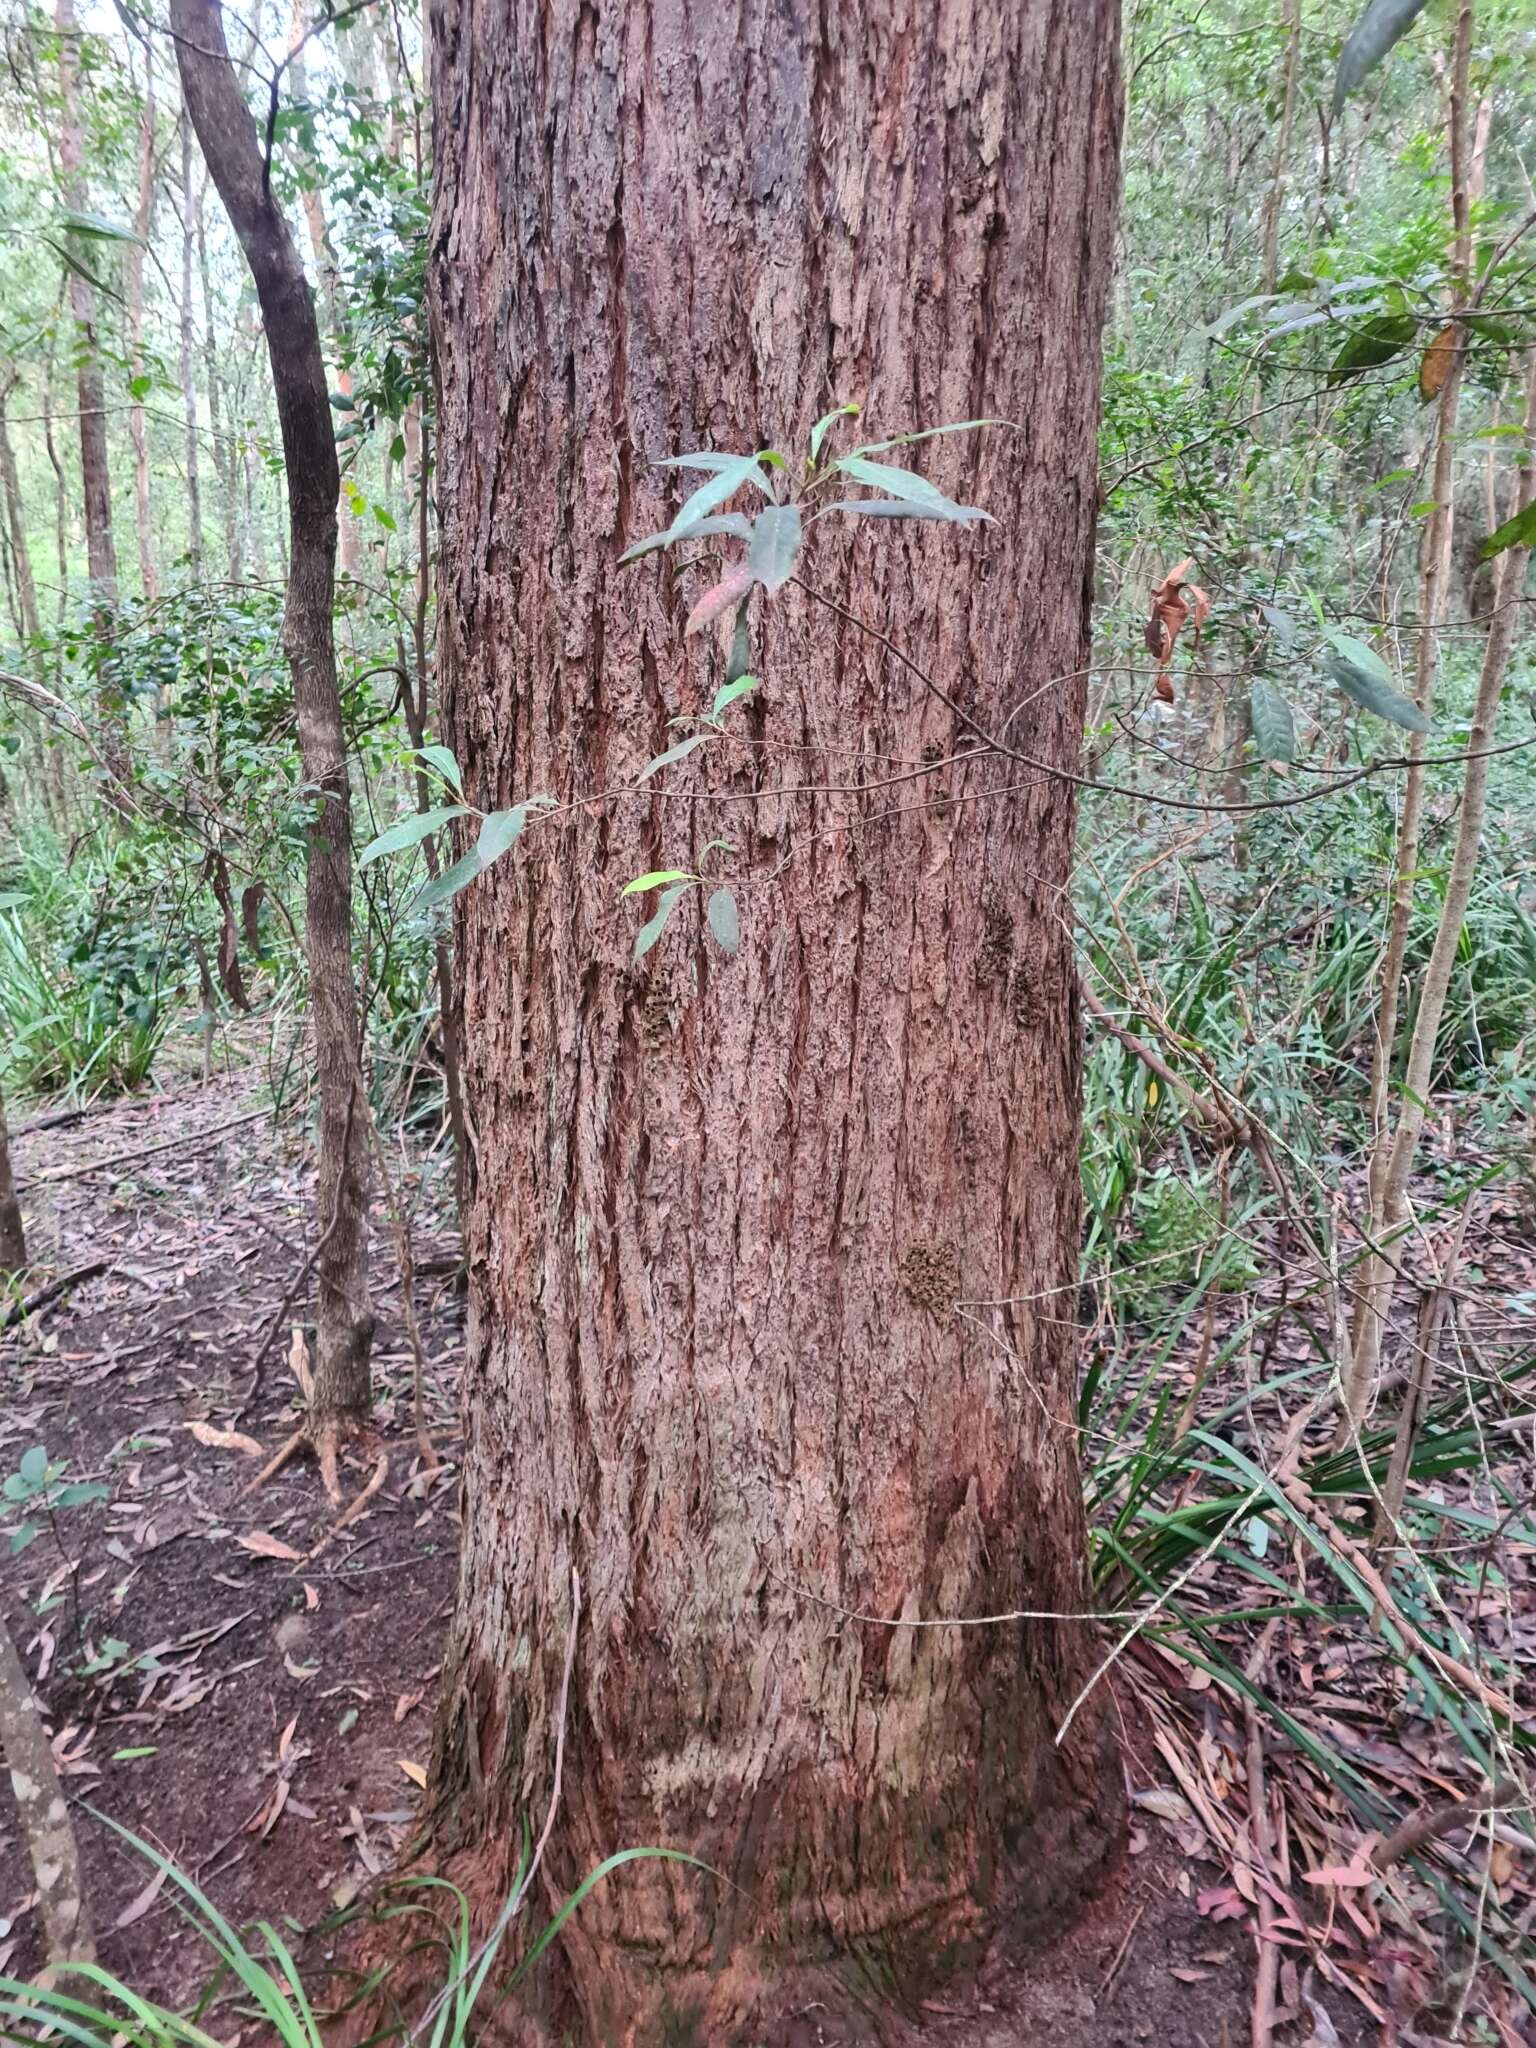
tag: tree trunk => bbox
[1258,0,1301,296]
[0,1084,26,1275]
[179,110,205,577]
[0,370,43,648]
[196,172,240,582]
[127,47,159,605]
[171,0,374,1437]
[55,0,123,750]
[425,2,1125,2039]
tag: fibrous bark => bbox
[0,1084,26,1275]
[425,1,1125,2039]
[171,0,373,1434]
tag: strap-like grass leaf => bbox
[706,887,739,955]
[1248,678,1297,763]
[633,883,689,960]
[747,504,802,592]
[358,805,469,866]
[1333,0,1431,115]
[1322,631,1429,733]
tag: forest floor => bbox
[0,1077,1531,2045]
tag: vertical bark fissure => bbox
[426,1,1126,2038]
[170,0,373,1428]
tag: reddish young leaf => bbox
[686,567,753,636]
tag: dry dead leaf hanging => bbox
[1144,556,1211,703]
[1418,323,1457,403]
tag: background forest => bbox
[0,0,1533,2044]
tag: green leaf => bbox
[358,805,469,865]
[831,455,991,522]
[413,744,463,794]
[815,497,990,526]
[53,1483,106,1509]
[747,504,803,592]
[1,1475,35,1502]
[1333,0,1431,116]
[710,675,758,721]
[619,512,752,565]
[637,733,715,783]
[1248,678,1297,764]
[809,402,860,462]
[371,504,397,532]
[1325,312,1417,386]
[656,453,771,534]
[725,599,752,684]
[475,806,530,864]
[112,1746,158,1761]
[705,888,739,956]
[58,210,142,244]
[846,418,1000,457]
[619,869,696,898]
[8,1523,38,1554]
[412,848,484,913]
[633,883,689,961]
[18,1447,47,1487]
[128,373,153,401]
[1477,498,1536,564]
[1322,632,1429,733]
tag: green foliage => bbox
[1,1444,106,1556]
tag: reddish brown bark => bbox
[0,1084,26,1276]
[426,1,1124,2039]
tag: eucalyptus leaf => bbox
[1322,632,1429,732]
[1249,678,1297,764]
[747,504,803,592]
[633,883,689,961]
[1477,498,1536,564]
[475,806,533,864]
[846,418,1000,457]
[637,732,715,783]
[358,805,469,866]
[59,210,142,244]
[659,453,771,534]
[814,498,990,525]
[619,512,753,565]
[620,869,696,897]
[705,887,739,956]
[831,454,990,522]
[711,675,758,721]
[413,744,463,795]
[412,848,484,913]
[809,403,859,462]
[1333,0,1431,115]
[725,600,752,684]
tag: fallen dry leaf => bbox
[1144,555,1211,704]
[236,1530,303,1563]
[398,1759,427,1789]
[187,1421,264,1458]
[113,1863,171,1930]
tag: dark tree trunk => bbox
[426,1,1124,2039]
[179,109,204,577]
[0,1085,26,1276]
[170,0,374,1439]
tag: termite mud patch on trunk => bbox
[899,1239,961,1316]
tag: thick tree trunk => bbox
[426,2,1125,2039]
[171,0,373,1436]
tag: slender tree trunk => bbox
[1346,2,1473,1429]
[0,372,42,649]
[171,0,373,1442]
[179,110,204,575]
[54,0,124,765]
[1259,0,1302,295]
[0,1618,92,1966]
[1351,346,1536,1409]
[127,49,159,605]
[425,1,1125,2038]
[0,1086,26,1275]
[196,174,239,582]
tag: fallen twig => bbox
[17,1107,268,1188]
[1,1260,110,1330]
[1375,1775,1522,1870]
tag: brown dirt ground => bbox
[1,1079,1530,2046]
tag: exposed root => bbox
[236,1426,307,1501]
[309,1451,388,1559]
